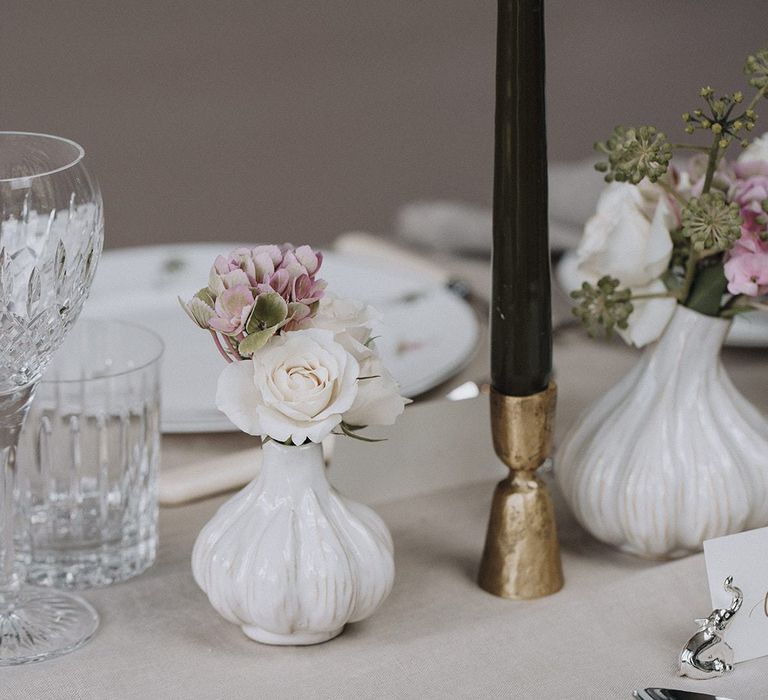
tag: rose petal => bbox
[215,361,264,435]
[615,280,677,347]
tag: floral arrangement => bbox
[572,48,768,346]
[181,244,409,444]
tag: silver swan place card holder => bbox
[679,577,743,680]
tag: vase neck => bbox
[259,441,328,496]
[649,305,730,370]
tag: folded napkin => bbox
[333,230,495,314]
[395,158,604,254]
[159,447,263,506]
[159,436,337,506]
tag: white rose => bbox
[344,355,410,427]
[309,295,410,427]
[576,182,677,347]
[578,182,673,286]
[216,328,359,444]
[616,278,677,347]
[309,296,379,359]
[736,132,768,177]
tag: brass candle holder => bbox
[478,382,564,599]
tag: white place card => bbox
[703,526,768,663]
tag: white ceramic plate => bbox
[82,244,479,433]
[556,250,768,347]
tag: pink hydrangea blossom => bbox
[733,226,768,255]
[730,175,768,235]
[724,247,768,297]
[188,243,328,344]
[723,172,768,297]
[209,244,325,301]
[209,285,255,335]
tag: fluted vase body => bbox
[556,305,768,559]
[192,440,394,645]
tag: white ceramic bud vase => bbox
[556,305,768,559]
[192,440,395,645]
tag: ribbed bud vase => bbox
[192,440,394,645]
[556,305,768,559]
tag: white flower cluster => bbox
[575,182,677,347]
[216,296,409,444]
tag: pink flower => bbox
[277,246,323,280]
[251,251,276,283]
[209,285,254,335]
[292,273,327,305]
[191,243,328,346]
[268,268,291,301]
[724,247,768,297]
[735,133,768,178]
[730,175,768,235]
[264,244,326,303]
[293,245,323,275]
[733,227,768,255]
[251,244,283,267]
[214,250,256,280]
[210,253,253,295]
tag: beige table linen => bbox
[5,327,767,699]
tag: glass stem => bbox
[0,383,36,599]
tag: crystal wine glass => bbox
[0,132,104,664]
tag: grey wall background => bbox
[1,1,765,249]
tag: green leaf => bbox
[685,262,728,316]
[720,304,759,319]
[286,301,311,324]
[338,422,386,443]
[246,292,287,333]
[238,325,280,355]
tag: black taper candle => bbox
[490,0,552,397]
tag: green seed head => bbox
[594,125,672,184]
[681,192,743,252]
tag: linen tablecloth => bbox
[5,326,767,699]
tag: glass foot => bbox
[0,586,99,666]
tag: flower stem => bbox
[685,261,728,316]
[223,334,241,360]
[658,181,687,206]
[680,252,700,303]
[669,143,711,152]
[210,331,233,363]
[630,291,676,301]
[721,303,758,318]
[702,138,721,194]
[719,293,764,317]
[746,83,768,114]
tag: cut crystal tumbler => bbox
[18,320,163,589]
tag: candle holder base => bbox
[478,383,563,600]
[478,471,563,599]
